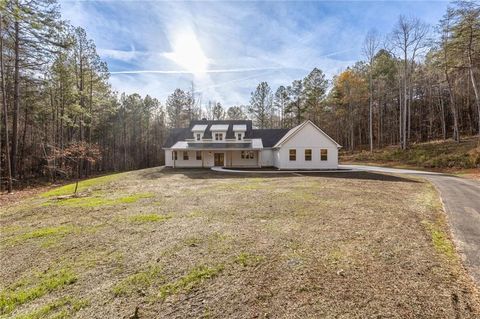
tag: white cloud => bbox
[59,0,449,107]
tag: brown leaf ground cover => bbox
[1,167,479,318]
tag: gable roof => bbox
[251,129,290,147]
[162,120,339,149]
[273,120,342,149]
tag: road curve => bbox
[213,164,480,286]
[341,164,480,286]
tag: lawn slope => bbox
[341,136,480,171]
[1,168,479,318]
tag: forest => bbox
[0,0,479,192]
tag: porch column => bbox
[257,150,261,168]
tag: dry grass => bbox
[341,136,480,171]
[0,167,479,318]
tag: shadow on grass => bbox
[138,167,420,183]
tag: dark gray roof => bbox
[163,128,191,148]
[187,142,252,149]
[251,129,291,147]
[163,120,290,148]
[189,120,253,139]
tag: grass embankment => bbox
[341,136,480,172]
[1,168,479,318]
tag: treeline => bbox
[1,0,479,192]
[241,1,479,151]
[0,1,168,191]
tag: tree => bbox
[166,89,189,128]
[363,30,380,152]
[451,1,480,136]
[437,8,461,142]
[303,68,329,127]
[227,106,246,120]
[3,0,65,177]
[0,10,12,192]
[274,86,289,127]
[391,15,429,149]
[212,102,225,120]
[285,80,305,126]
[248,82,273,128]
[332,69,368,151]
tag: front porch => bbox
[172,149,262,168]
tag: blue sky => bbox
[59,0,450,107]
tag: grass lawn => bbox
[1,167,479,318]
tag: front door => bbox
[214,153,224,166]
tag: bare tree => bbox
[391,15,429,149]
[0,11,12,193]
[363,29,380,152]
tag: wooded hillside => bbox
[0,0,479,192]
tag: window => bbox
[241,151,255,159]
[183,151,189,160]
[196,151,202,160]
[289,149,296,161]
[215,133,223,141]
[196,133,201,141]
[173,151,177,160]
[237,133,242,141]
[320,149,328,161]
[305,149,312,161]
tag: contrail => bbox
[108,48,354,75]
[109,66,285,75]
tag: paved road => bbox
[341,165,480,286]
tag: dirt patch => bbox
[1,167,479,318]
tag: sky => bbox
[59,0,451,107]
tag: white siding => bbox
[171,151,203,167]
[165,150,173,167]
[276,122,338,169]
[231,151,258,167]
[260,149,274,167]
[273,149,280,168]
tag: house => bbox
[163,119,341,169]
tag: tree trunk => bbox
[438,88,446,140]
[0,13,12,193]
[11,13,20,178]
[368,69,373,152]
[403,50,408,150]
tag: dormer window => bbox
[196,133,201,141]
[215,133,223,141]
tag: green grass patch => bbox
[0,268,77,315]
[112,265,163,297]
[287,190,316,202]
[422,220,456,259]
[40,173,125,197]
[127,213,171,224]
[13,297,89,319]
[5,225,77,246]
[158,265,223,300]
[117,193,155,204]
[235,252,264,267]
[43,192,154,208]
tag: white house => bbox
[163,120,341,169]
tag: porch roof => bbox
[170,141,263,150]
